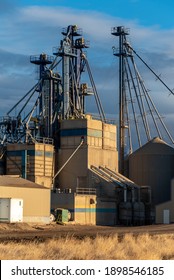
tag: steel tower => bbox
[111,26,130,174]
[111,26,174,175]
[0,25,106,146]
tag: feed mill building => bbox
[1,24,174,225]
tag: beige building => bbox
[51,115,119,225]
[55,115,118,190]
[51,189,118,226]
[51,190,96,225]
[6,143,54,188]
[0,175,50,223]
[156,178,174,224]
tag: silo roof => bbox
[130,137,174,156]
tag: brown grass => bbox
[0,233,174,260]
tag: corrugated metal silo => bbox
[129,137,174,205]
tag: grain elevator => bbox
[2,24,172,225]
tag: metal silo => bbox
[129,137,174,205]
[118,201,132,226]
[132,201,145,226]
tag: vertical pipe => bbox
[118,30,125,174]
[63,53,70,119]
[124,188,127,202]
[131,188,135,203]
[21,150,27,179]
[49,79,53,137]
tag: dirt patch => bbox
[0,222,174,242]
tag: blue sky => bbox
[14,0,174,29]
[1,0,174,134]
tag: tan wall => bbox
[6,143,54,188]
[34,176,53,188]
[156,180,174,223]
[57,116,118,190]
[88,148,118,172]
[102,122,117,150]
[55,146,88,189]
[56,147,118,189]
[74,194,96,225]
[0,186,50,222]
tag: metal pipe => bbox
[53,138,84,181]
[141,185,152,204]
[7,82,39,115]
[130,46,174,97]
[63,50,70,118]
[124,189,127,202]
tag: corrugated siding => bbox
[96,198,117,226]
[6,143,54,187]
[156,183,174,223]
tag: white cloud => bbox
[1,4,174,128]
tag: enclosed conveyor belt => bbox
[99,166,140,189]
[90,165,126,188]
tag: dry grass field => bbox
[0,233,174,260]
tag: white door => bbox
[0,199,10,222]
[163,209,170,224]
[10,199,23,222]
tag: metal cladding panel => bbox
[87,119,103,130]
[34,176,53,188]
[129,138,174,205]
[0,159,5,175]
[7,143,54,154]
[60,128,87,137]
[130,137,174,156]
[60,116,103,130]
[88,147,118,172]
[60,119,88,129]
[155,181,174,223]
[74,195,96,225]
[103,122,117,133]
[96,198,117,226]
[57,117,118,190]
[60,128,102,139]
[56,147,88,190]
[51,192,75,219]
[6,143,54,187]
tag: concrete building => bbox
[156,179,174,224]
[0,175,50,223]
[55,115,118,190]
[51,115,120,225]
[51,116,154,226]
